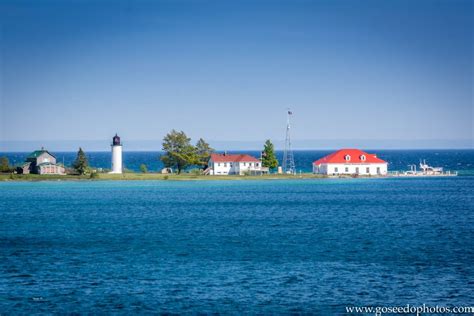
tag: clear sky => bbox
[0,0,472,150]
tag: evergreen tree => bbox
[261,139,279,170]
[0,156,11,173]
[140,164,148,173]
[160,130,197,174]
[195,138,214,168]
[73,147,89,175]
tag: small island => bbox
[0,131,455,182]
[0,172,330,182]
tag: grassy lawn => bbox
[0,172,327,181]
[0,173,90,181]
[98,172,327,181]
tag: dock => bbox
[388,171,457,177]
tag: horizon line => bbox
[1,139,472,152]
[1,148,474,153]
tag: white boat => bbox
[389,159,457,177]
[419,159,444,175]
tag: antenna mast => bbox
[282,109,296,174]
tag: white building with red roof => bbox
[312,149,388,176]
[208,153,267,175]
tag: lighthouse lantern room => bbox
[110,133,123,174]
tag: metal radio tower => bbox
[282,109,296,174]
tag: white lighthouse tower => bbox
[110,133,123,174]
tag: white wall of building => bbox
[210,161,233,175]
[210,160,262,175]
[235,161,261,175]
[110,145,123,174]
[313,163,387,176]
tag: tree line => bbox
[160,130,279,174]
[160,130,214,174]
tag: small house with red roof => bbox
[208,153,267,175]
[312,149,387,176]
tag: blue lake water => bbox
[2,149,474,175]
[1,177,473,313]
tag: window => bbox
[230,163,233,167]
[256,163,259,167]
[243,162,246,166]
[224,163,227,167]
[377,167,381,174]
[344,155,351,162]
[334,167,338,173]
[218,163,221,167]
[355,167,359,174]
[360,155,366,161]
[345,167,349,173]
[366,167,370,173]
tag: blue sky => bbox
[0,0,472,150]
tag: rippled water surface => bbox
[1,178,473,313]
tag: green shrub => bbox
[189,168,202,176]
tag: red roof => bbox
[210,153,260,163]
[313,149,387,165]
